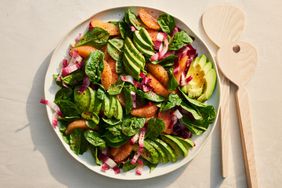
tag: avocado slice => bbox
[146,139,168,163]
[182,54,216,102]
[88,87,95,112]
[74,86,90,113]
[174,136,195,150]
[161,135,188,157]
[93,95,102,114]
[197,68,217,102]
[139,27,154,46]
[107,96,117,118]
[102,94,110,117]
[133,38,155,57]
[124,45,145,70]
[124,37,145,63]
[123,53,141,79]
[133,30,153,51]
[141,140,159,164]
[114,98,123,120]
[154,138,177,162]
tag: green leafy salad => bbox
[41,8,217,175]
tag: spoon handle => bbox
[219,74,230,178]
[235,87,258,188]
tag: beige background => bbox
[1,0,281,187]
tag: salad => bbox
[41,8,217,175]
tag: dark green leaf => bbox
[84,130,106,148]
[107,81,125,95]
[102,118,121,126]
[122,160,137,172]
[122,85,135,114]
[55,88,73,102]
[90,147,102,165]
[62,70,84,86]
[136,90,165,102]
[104,131,128,147]
[125,9,142,30]
[70,129,83,155]
[160,93,182,111]
[169,31,193,50]
[122,117,146,136]
[119,21,132,39]
[55,100,80,117]
[167,68,178,90]
[157,13,175,34]
[85,50,104,84]
[145,118,165,139]
[107,38,124,61]
[75,27,109,48]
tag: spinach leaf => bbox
[136,89,165,102]
[169,31,193,50]
[104,131,128,147]
[107,124,122,136]
[159,54,177,64]
[160,93,182,111]
[107,38,124,61]
[180,102,203,122]
[122,84,135,114]
[102,118,121,126]
[107,80,125,95]
[145,118,165,139]
[85,50,104,84]
[73,87,90,113]
[180,117,206,135]
[157,13,175,34]
[90,147,102,165]
[179,89,216,125]
[122,160,137,172]
[167,68,178,90]
[81,112,100,129]
[69,129,83,155]
[62,70,84,86]
[55,88,73,102]
[119,21,132,39]
[84,130,106,148]
[124,9,142,30]
[55,100,80,117]
[75,27,109,48]
[122,117,146,136]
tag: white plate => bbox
[44,6,221,180]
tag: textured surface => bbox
[1,0,282,187]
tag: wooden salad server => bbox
[217,41,258,188]
[202,5,245,178]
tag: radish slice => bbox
[62,59,68,68]
[171,27,180,36]
[113,166,121,174]
[130,133,140,144]
[40,99,62,116]
[131,148,142,165]
[150,53,159,61]
[180,73,193,86]
[173,109,183,119]
[173,66,180,74]
[121,75,134,85]
[153,41,162,50]
[138,127,146,148]
[156,32,166,41]
[135,159,144,175]
[130,26,136,32]
[158,38,169,58]
[61,61,83,77]
[131,91,137,108]
[101,163,110,172]
[74,33,82,43]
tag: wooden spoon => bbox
[202,5,245,178]
[217,41,258,188]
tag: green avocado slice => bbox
[74,86,90,113]
[141,140,159,164]
[133,30,153,51]
[123,52,140,79]
[147,139,168,163]
[133,38,155,57]
[88,87,95,112]
[161,135,188,157]
[103,94,110,117]
[108,96,117,118]
[154,138,177,162]
[139,27,154,46]
[197,68,217,102]
[124,37,145,63]
[174,136,195,150]
[124,44,144,70]
[114,98,123,120]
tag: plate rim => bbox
[44,5,221,180]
